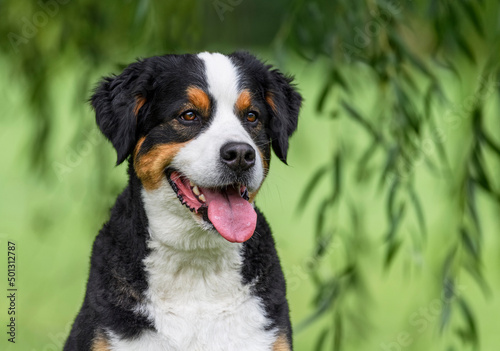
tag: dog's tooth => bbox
[189,180,195,187]
[198,194,206,202]
[192,186,200,196]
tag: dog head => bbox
[92,52,302,245]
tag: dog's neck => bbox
[144,238,243,282]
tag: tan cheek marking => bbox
[259,148,269,172]
[91,333,111,351]
[134,136,146,159]
[266,92,277,113]
[249,189,260,204]
[187,86,210,114]
[272,334,291,351]
[236,89,252,112]
[134,96,146,116]
[249,149,269,203]
[134,142,188,190]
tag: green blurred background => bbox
[1,0,500,350]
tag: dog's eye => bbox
[179,111,198,122]
[246,111,258,123]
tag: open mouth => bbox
[166,170,257,243]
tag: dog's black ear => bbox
[91,61,151,165]
[265,69,302,164]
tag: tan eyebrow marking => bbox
[265,92,277,113]
[186,86,210,114]
[236,89,252,112]
[134,96,146,116]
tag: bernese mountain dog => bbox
[64,51,302,351]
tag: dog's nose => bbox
[220,142,256,173]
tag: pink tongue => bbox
[202,187,257,243]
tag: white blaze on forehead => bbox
[197,52,249,142]
[197,52,240,105]
[196,51,251,142]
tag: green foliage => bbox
[284,0,500,350]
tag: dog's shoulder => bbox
[242,207,292,344]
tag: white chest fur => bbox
[108,239,277,351]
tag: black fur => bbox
[241,208,293,345]
[266,69,302,164]
[92,60,152,165]
[64,168,153,350]
[65,52,301,350]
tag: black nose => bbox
[220,142,256,173]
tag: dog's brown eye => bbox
[247,112,258,123]
[180,111,197,122]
